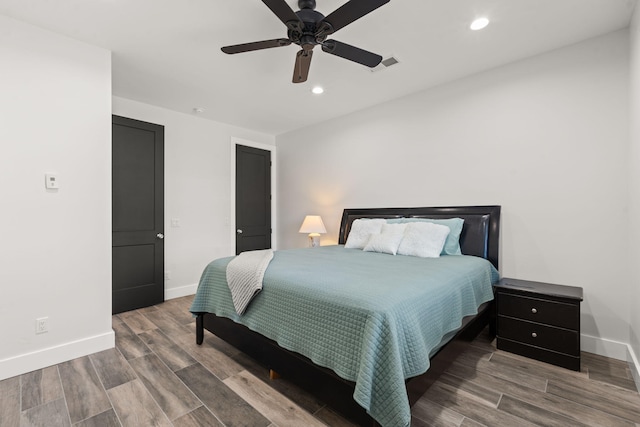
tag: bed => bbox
[191,206,501,427]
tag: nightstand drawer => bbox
[497,293,579,330]
[496,338,581,371]
[497,316,580,356]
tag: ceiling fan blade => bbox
[321,40,382,67]
[292,49,313,83]
[221,38,291,54]
[262,0,304,30]
[319,0,390,34]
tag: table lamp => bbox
[299,215,327,247]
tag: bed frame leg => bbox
[196,314,204,345]
[269,369,281,380]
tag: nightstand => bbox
[494,278,583,371]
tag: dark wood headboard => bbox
[338,206,501,269]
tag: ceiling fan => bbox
[221,0,390,83]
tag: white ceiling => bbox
[0,0,635,135]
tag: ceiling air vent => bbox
[371,56,399,72]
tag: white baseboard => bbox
[0,330,115,381]
[627,344,640,392]
[582,333,640,392]
[165,283,198,300]
[581,333,630,360]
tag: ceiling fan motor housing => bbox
[290,8,327,48]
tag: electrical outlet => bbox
[36,317,48,334]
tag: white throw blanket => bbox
[226,249,274,315]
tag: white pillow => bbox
[363,223,407,255]
[397,222,450,258]
[344,219,386,249]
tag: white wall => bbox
[629,5,640,382]
[112,97,275,298]
[0,16,113,380]
[277,31,631,358]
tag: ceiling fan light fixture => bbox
[312,86,324,94]
[470,17,490,31]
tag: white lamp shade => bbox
[298,215,327,234]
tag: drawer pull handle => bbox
[531,332,538,338]
[531,308,537,314]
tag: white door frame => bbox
[230,137,277,252]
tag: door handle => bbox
[156,233,164,239]
[237,229,243,234]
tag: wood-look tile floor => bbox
[2,296,639,427]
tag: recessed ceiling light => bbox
[311,86,324,95]
[470,17,489,31]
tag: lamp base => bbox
[308,233,321,247]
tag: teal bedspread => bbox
[190,245,499,427]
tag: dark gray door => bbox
[112,115,164,314]
[236,145,271,254]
